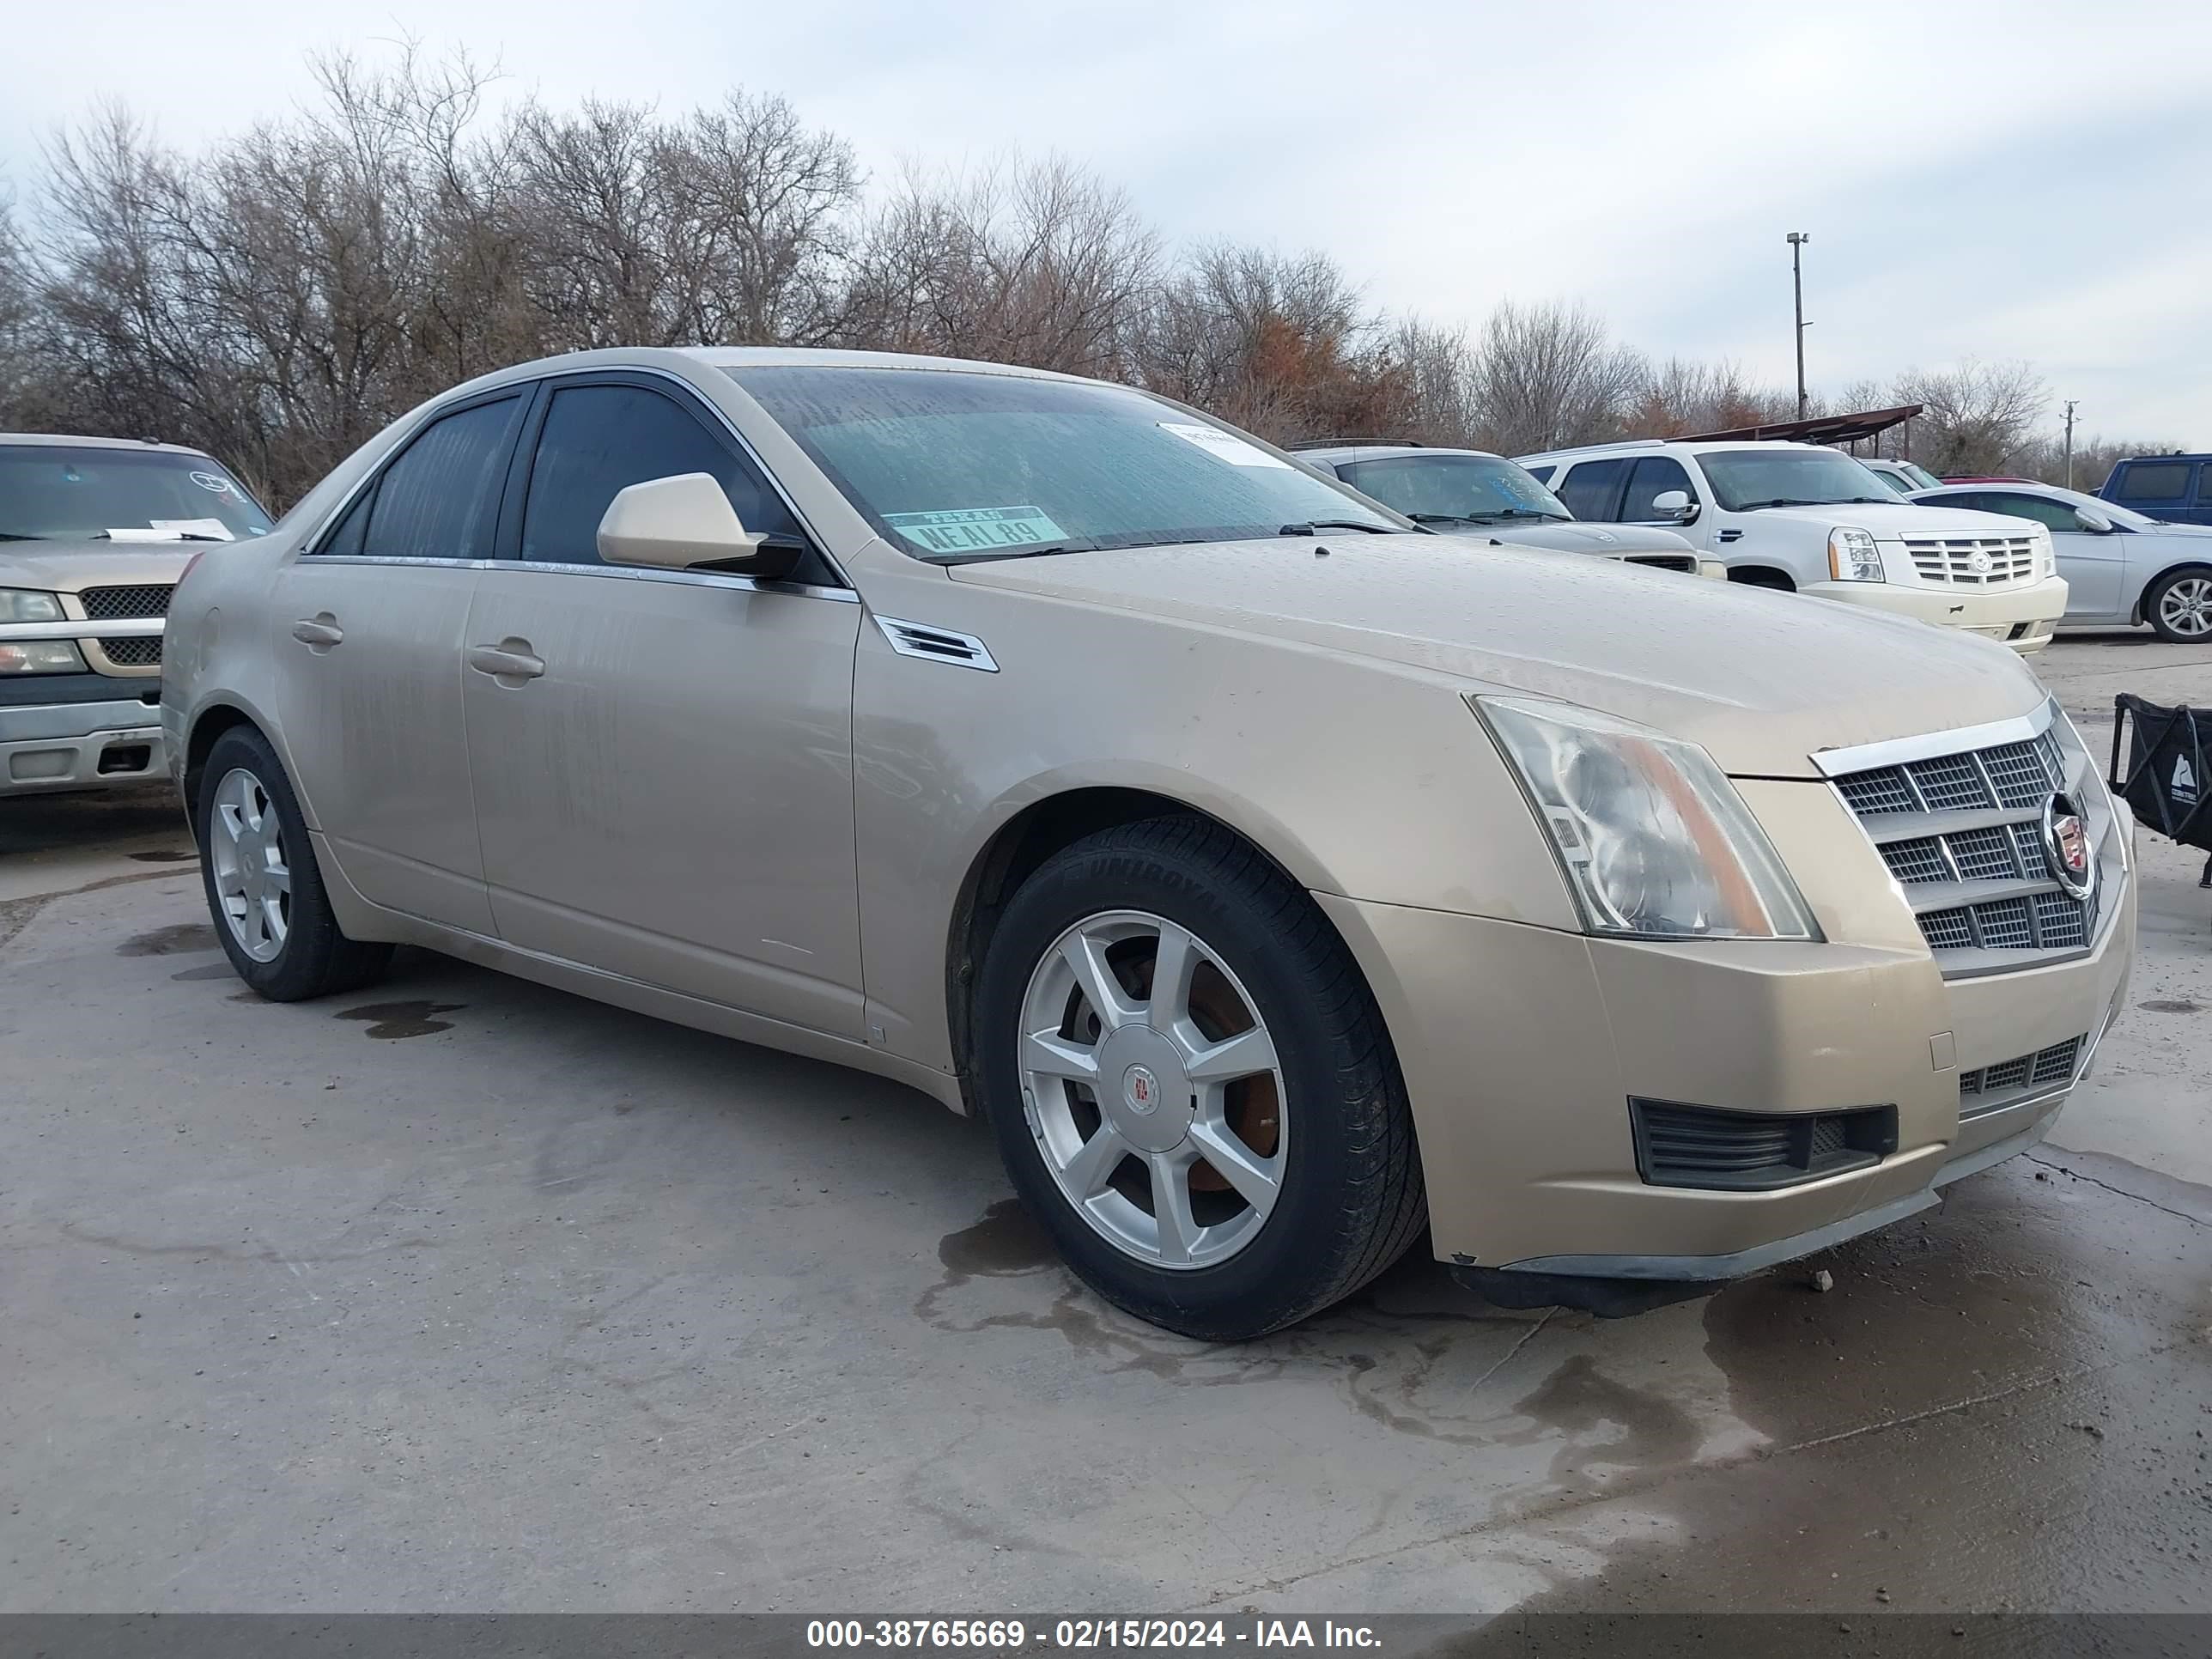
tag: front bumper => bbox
[1805,573,2068,653]
[1317,825,2136,1283]
[0,690,168,795]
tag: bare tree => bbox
[1467,300,1644,455]
[1134,242,1405,443]
[1888,358,2048,477]
[841,155,1158,377]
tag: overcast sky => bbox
[6,0,2206,443]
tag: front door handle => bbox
[466,639,545,685]
[291,614,343,649]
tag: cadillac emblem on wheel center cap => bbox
[2040,791,2096,902]
[1122,1064,1160,1115]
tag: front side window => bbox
[728,367,1402,560]
[0,445,272,543]
[361,398,520,560]
[520,384,802,567]
[1554,458,1629,521]
[2113,462,2193,502]
[1979,492,2083,532]
[1622,457,1698,521]
[1694,449,1899,513]
[1334,454,1570,526]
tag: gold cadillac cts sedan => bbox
[161,349,2136,1340]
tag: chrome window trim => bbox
[1811,700,2055,779]
[300,364,856,592]
[310,554,857,604]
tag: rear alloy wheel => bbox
[195,726,393,1001]
[976,817,1426,1340]
[2146,569,2212,642]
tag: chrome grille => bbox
[1904,535,2038,586]
[1829,713,2100,973]
[1959,1033,2087,1114]
[78,584,175,621]
[98,636,164,666]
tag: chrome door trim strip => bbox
[307,554,857,604]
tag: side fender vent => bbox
[873,615,1000,673]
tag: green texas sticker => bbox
[884,505,1067,553]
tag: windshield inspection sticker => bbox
[884,505,1067,554]
[1158,422,1291,468]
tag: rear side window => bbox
[520,383,803,567]
[1622,456,1697,520]
[362,398,520,559]
[2113,462,2194,503]
[1555,458,1629,520]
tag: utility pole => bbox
[2063,399,2079,489]
[1786,232,1810,420]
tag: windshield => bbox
[0,444,272,542]
[1893,459,1942,491]
[1696,449,1900,513]
[1334,453,1571,524]
[726,367,1404,560]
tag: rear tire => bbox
[974,817,1425,1341]
[196,726,393,1001]
[2142,567,2212,643]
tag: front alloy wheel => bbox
[976,817,1426,1340]
[1020,909,1286,1270]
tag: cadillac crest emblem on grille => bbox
[2041,793,2095,902]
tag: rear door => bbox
[459,371,867,1037]
[1553,458,1630,523]
[266,391,525,932]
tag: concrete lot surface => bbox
[3,636,2209,1614]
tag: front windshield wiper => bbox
[0,532,47,541]
[1410,509,1564,526]
[1735,498,1829,510]
[1279,520,1397,536]
[924,544,1082,565]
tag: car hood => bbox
[1744,501,2041,539]
[0,538,200,592]
[2142,520,2212,539]
[1475,521,1697,557]
[947,536,2045,779]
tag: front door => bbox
[1967,489,2126,619]
[459,374,867,1038]
[266,392,526,933]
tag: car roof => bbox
[1294,444,1506,465]
[1516,438,1842,465]
[0,432,216,459]
[679,346,1091,382]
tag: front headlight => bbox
[1827,526,1883,582]
[0,588,66,623]
[1475,696,1821,941]
[2033,527,2056,580]
[0,640,88,675]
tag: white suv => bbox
[1517,439,2069,653]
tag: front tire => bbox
[2143,567,2212,643]
[197,726,393,1001]
[974,817,1425,1340]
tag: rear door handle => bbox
[466,640,545,684]
[291,614,343,649]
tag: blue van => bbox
[2101,455,2212,526]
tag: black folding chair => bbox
[2110,694,2212,889]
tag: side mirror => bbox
[596,472,802,579]
[2074,507,2116,535]
[1650,489,1697,523]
